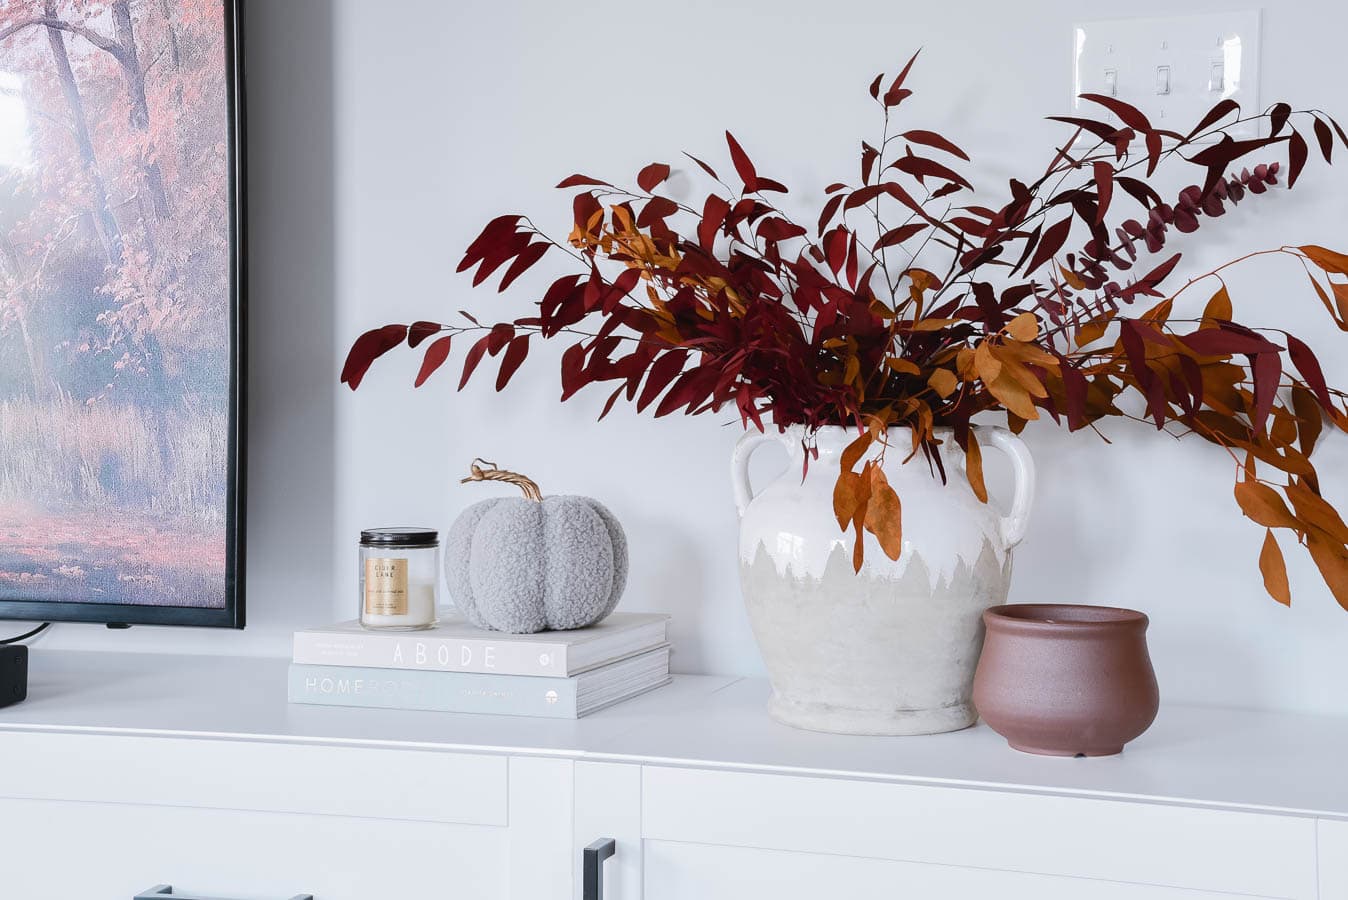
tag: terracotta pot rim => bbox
[983,603,1148,632]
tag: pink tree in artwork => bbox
[0,0,234,606]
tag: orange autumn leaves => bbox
[929,313,1058,423]
[344,57,1348,612]
[832,428,904,572]
[828,312,1051,574]
[1302,245,1348,327]
[823,243,1348,604]
[1236,474,1348,610]
[834,425,993,574]
[1078,246,1348,610]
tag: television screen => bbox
[0,0,244,627]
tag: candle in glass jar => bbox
[359,527,440,630]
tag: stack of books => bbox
[288,612,671,718]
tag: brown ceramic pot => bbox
[973,604,1159,757]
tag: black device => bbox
[0,645,28,709]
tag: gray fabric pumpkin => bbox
[446,461,628,633]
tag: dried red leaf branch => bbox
[344,55,1348,608]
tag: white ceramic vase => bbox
[733,425,1035,735]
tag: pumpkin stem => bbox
[461,458,543,501]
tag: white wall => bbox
[36,0,1348,717]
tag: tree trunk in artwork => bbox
[42,3,122,268]
[11,307,49,401]
[101,0,175,438]
[0,233,52,401]
[157,0,189,169]
[32,1,177,458]
[111,0,171,221]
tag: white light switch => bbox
[1208,60,1225,93]
[1072,11,1262,140]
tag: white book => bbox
[288,646,672,718]
[292,611,669,678]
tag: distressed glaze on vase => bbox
[733,425,1034,735]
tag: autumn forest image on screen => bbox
[0,0,232,608]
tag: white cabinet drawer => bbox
[644,841,1280,900]
[0,732,507,825]
[643,767,1317,899]
[1322,819,1348,898]
[0,797,507,900]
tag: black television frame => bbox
[0,0,246,629]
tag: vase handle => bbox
[731,430,779,518]
[976,426,1036,549]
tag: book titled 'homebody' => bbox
[287,646,671,718]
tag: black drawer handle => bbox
[136,886,313,900]
[582,838,617,900]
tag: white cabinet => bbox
[0,732,569,900]
[0,742,1333,900]
[638,767,1317,900]
[0,797,507,900]
[0,731,508,824]
[1323,819,1348,898]
[2,654,1346,900]
[574,762,643,900]
[643,841,1262,900]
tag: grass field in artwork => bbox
[0,397,226,606]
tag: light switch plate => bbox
[1072,11,1262,140]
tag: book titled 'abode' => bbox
[292,611,668,678]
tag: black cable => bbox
[0,622,51,644]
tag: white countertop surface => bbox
[3,649,1346,820]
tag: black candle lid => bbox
[360,527,439,546]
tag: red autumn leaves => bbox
[343,53,1348,608]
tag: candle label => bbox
[364,557,409,615]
